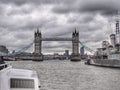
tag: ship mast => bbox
[115,10,120,44]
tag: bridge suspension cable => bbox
[12,41,34,55]
[0,41,34,56]
[79,41,95,54]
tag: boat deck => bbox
[0,63,8,70]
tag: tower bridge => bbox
[0,29,95,61]
[33,29,80,61]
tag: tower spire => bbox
[75,28,77,33]
[37,28,39,33]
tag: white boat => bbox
[0,63,40,90]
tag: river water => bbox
[10,60,120,90]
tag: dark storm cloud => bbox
[0,0,74,6]
[0,0,118,54]
[43,26,75,37]
[52,6,73,14]
[52,0,120,16]
[0,5,5,15]
[7,5,34,16]
[0,5,54,31]
[67,15,94,24]
[80,0,119,16]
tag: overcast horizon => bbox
[0,0,119,54]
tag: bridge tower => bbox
[71,29,80,61]
[33,28,43,61]
[72,29,79,56]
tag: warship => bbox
[86,12,120,68]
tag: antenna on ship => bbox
[115,10,120,44]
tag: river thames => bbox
[9,60,120,90]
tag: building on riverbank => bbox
[0,45,9,54]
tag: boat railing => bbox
[0,63,11,70]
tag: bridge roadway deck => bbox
[41,38,72,41]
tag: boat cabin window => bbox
[10,78,34,89]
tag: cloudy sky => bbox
[0,0,119,54]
